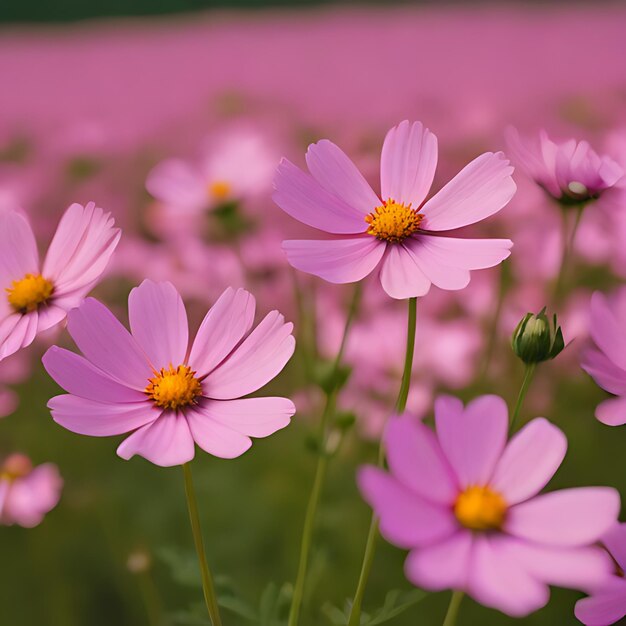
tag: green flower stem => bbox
[509,363,536,433]
[348,297,417,626]
[479,263,508,382]
[442,590,465,626]
[553,204,585,302]
[182,463,223,626]
[287,284,362,626]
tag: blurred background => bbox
[1,1,626,625]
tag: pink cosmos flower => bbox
[0,203,120,361]
[358,395,620,617]
[506,128,623,204]
[575,523,626,626]
[42,280,296,467]
[273,120,515,299]
[0,453,62,527]
[581,289,626,426]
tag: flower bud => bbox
[511,308,564,364]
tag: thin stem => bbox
[509,363,536,433]
[553,204,584,302]
[479,264,508,382]
[348,297,418,626]
[287,284,361,626]
[442,591,464,626]
[182,463,223,626]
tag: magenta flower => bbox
[506,128,623,204]
[576,523,626,626]
[43,281,296,467]
[0,203,120,361]
[581,289,626,426]
[273,120,515,299]
[0,454,62,528]
[358,395,620,617]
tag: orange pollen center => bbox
[454,485,508,531]
[0,454,33,482]
[208,180,232,200]
[365,199,423,243]
[145,365,202,411]
[6,273,54,313]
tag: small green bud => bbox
[511,307,564,364]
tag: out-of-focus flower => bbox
[575,523,626,626]
[43,281,295,467]
[512,308,564,364]
[146,125,278,216]
[0,203,120,361]
[274,120,515,299]
[358,395,619,617]
[506,128,623,205]
[581,289,626,426]
[0,351,32,418]
[0,453,62,527]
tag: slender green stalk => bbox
[348,297,418,626]
[553,204,584,302]
[509,363,536,433]
[442,591,464,626]
[287,284,361,626]
[479,264,508,382]
[182,463,223,626]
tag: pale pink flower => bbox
[506,128,623,204]
[0,453,62,527]
[0,203,120,361]
[359,396,619,617]
[273,120,515,299]
[581,289,626,426]
[43,281,296,467]
[576,523,626,626]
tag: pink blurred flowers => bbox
[0,453,62,527]
[43,280,296,467]
[581,289,626,426]
[273,120,515,299]
[506,128,623,204]
[358,395,620,617]
[0,203,120,361]
[575,523,626,626]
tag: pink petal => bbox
[282,237,385,284]
[0,208,39,289]
[581,348,626,396]
[305,141,380,214]
[146,158,207,210]
[0,312,39,361]
[67,298,152,389]
[273,159,368,234]
[42,202,120,302]
[575,582,626,626]
[435,394,508,488]
[404,531,473,591]
[421,152,516,231]
[49,395,160,436]
[185,405,253,458]
[357,466,457,549]
[43,346,146,403]
[506,487,620,547]
[197,397,294,437]
[490,418,567,505]
[384,416,457,505]
[468,535,549,617]
[380,120,438,207]
[188,287,255,378]
[596,396,626,426]
[204,310,294,399]
[603,523,626,571]
[117,412,195,467]
[129,280,188,369]
[589,292,626,371]
[378,244,432,299]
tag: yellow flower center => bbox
[208,180,232,200]
[454,485,507,531]
[145,365,202,411]
[365,199,423,243]
[0,454,33,482]
[6,273,54,313]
